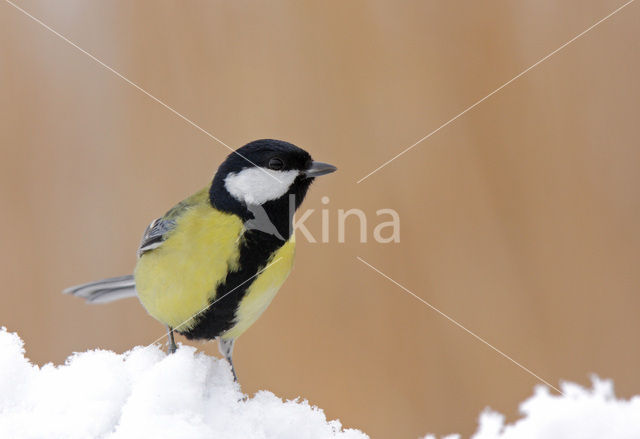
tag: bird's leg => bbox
[218,337,239,382]
[167,326,177,354]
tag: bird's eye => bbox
[268,157,284,170]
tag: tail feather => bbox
[63,275,137,304]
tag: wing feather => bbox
[137,188,210,257]
[137,218,176,257]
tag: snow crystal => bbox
[0,329,367,439]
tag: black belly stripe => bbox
[179,230,284,340]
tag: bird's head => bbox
[210,139,336,222]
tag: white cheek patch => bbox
[224,167,300,205]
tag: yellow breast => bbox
[134,203,244,330]
[221,237,296,339]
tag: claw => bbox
[167,326,177,354]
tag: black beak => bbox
[303,161,337,178]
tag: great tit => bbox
[64,139,337,381]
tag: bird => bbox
[63,139,336,381]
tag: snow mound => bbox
[0,329,367,439]
[424,378,640,439]
[3,328,639,439]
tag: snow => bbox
[423,378,640,439]
[0,329,367,439]
[2,328,639,439]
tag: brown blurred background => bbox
[1,1,639,437]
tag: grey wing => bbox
[137,217,176,258]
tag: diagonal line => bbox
[4,0,282,183]
[357,0,636,184]
[144,257,283,350]
[356,256,565,395]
